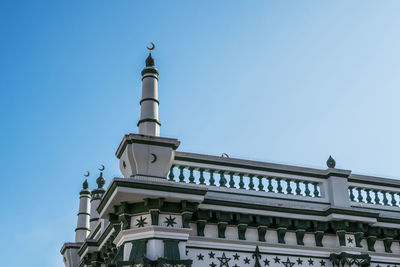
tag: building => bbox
[61,49,400,267]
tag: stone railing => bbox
[168,165,323,198]
[171,152,400,210]
[171,152,332,204]
[348,174,400,208]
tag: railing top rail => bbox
[349,174,400,189]
[175,151,350,179]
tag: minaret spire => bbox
[75,177,91,242]
[138,43,160,136]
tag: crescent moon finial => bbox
[99,164,105,171]
[146,42,155,51]
[84,171,90,177]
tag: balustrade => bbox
[348,186,400,207]
[168,165,322,198]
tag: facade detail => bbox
[61,49,400,267]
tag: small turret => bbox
[75,178,91,242]
[90,170,106,230]
[138,45,161,136]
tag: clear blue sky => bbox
[1,1,400,266]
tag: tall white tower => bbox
[138,51,160,136]
[75,179,91,242]
[117,46,180,179]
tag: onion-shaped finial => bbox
[96,172,106,189]
[82,179,89,189]
[326,155,336,168]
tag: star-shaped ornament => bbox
[282,257,295,267]
[210,263,217,267]
[308,258,314,265]
[209,251,215,259]
[320,260,326,266]
[233,253,240,260]
[233,265,240,267]
[347,237,353,244]
[297,258,303,265]
[135,216,147,228]
[274,256,281,263]
[264,258,270,266]
[244,257,250,264]
[197,253,204,261]
[164,215,177,227]
[217,253,231,267]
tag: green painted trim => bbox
[140,98,160,105]
[89,223,102,239]
[75,227,90,231]
[90,218,99,222]
[137,118,161,127]
[141,67,159,76]
[97,180,206,214]
[202,199,379,218]
[78,240,98,256]
[79,190,91,196]
[377,217,400,224]
[78,224,113,256]
[78,212,91,216]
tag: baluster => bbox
[349,186,355,201]
[179,166,185,183]
[168,165,175,181]
[188,167,195,184]
[357,188,363,202]
[209,170,215,186]
[390,192,397,206]
[374,190,380,205]
[229,172,235,188]
[267,177,274,192]
[239,174,245,189]
[286,179,292,194]
[199,169,205,185]
[304,181,310,197]
[313,182,319,197]
[249,175,255,190]
[383,192,389,206]
[277,178,283,193]
[295,181,301,196]
[365,189,372,204]
[258,176,264,191]
[219,171,227,187]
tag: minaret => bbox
[138,46,160,136]
[90,172,106,230]
[116,45,180,178]
[75,179,91,242]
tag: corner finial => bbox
[326,155,336,168]
[96,165,106,188]
[82,179,89,189]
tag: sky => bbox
[1,0,400,266]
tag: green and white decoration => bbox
[61,49,400,267]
